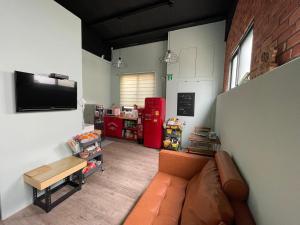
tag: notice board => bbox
[177,92,195,116]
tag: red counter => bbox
[104,116,123,138]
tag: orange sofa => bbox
[123,150,255,225]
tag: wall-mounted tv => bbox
[15,71,77,112]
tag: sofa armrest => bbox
[159,150,211,180]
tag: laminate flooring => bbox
[0,140,159,225]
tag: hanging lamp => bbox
[112,48,126,69]
[161,32,179,64]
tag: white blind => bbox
[120,73,156,107]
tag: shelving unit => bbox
[163,124,182,151]
[75,134,103,182]
[163,118,183,151]
[94,105,104,136]
[122,118,138,141]
[83,163,102,179]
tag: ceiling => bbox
[55,0,236,60]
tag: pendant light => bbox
[161,32,178,64]
[112,48,126,69]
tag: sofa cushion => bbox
[181,160,234,225]
[124,172,188,225]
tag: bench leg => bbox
[45,187,52,213]
[31,170,83,213]
[33,188,38,204]
[78,170,83,190]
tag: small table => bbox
[24,156,87,212]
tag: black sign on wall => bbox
[177,93,195,117]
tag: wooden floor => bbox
[1,140,159,225]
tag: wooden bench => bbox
[24,156,87,212]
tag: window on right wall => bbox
[229,27,254,89]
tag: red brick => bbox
[277,49,292,65]
[277,24,296,44]
[272,19,289,41]
[291,43,300,58]
[279,3,295,24]
[297,19,300,31]
[289,7,300,25]
[287,30,300,49]
[223,0,300,91]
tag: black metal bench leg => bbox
[78,171,83,190]
[33,188,38,205]
[45,187,52,213]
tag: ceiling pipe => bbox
[88,0,175,26]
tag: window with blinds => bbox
[120,73,156,107]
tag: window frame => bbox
[119,72,156,107]
[229,24,254,90]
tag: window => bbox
[229,27,254,89]
[120,72,156,107]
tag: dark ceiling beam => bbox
[88,0,174,26]
[106,14,227,44]
[112,35,168,49]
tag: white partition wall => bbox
[215,58,300,225]
[0,0,82,219]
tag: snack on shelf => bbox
[82,166,90,174]
[164,117,183,130]
[87,161,96,169]
[79,150,89,159]
[163,139,171,148]
[74,131,99,144]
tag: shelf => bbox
[86,151,102,161]
[164,125,183,130]
[164,146,180,151]
[83,163,102,178]
[119,117,138,121]
[165,134,181,139]
[123,127,137,131]
[79,137,101,148]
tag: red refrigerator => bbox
[143,97,166,149]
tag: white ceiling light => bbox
[161,33,178,64]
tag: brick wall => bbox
[224,0,300,91]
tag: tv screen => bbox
[15,71,77,112]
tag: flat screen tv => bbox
[15,71,77,112]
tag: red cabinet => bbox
[104,116,123,138]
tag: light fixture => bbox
[112,48,126,69]
[161,33,178,64]
[162,49,178,64]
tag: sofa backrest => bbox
[215,151,256,225]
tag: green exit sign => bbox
[167,74,173,80]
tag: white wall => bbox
[215,58,300,225]
[166,21,226,147]
[82,50,112,107]
[0,0,82,219]
[111,41,167,106]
